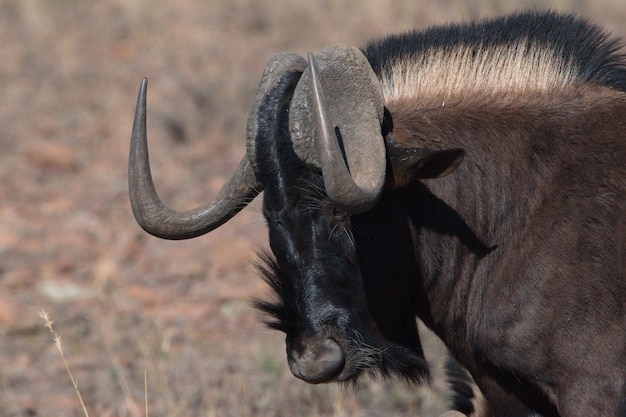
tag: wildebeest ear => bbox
[387,143,465,185]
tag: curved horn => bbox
[129,78,262,240]
[307,50,386,213]
[246,53,308,174]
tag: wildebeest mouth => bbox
[284,326,430,384]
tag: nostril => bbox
[316,338,344,370]
[288,338,345,383]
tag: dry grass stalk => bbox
[144,369,149,417]
[39,309,90,417]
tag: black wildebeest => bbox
[128,11,626,417]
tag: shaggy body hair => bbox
[254,11,625,417]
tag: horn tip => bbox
[139,78,148,99]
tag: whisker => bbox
[347,329,388,376]
[294,176,332,215]
[329,224,340,241]
[343,227,355,248]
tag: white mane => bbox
[380,40,579,101]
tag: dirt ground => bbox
[1,1,624,416]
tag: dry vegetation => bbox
[1,1,624,416]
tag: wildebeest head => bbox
[129,45,463,384]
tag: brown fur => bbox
[383,81,626,416]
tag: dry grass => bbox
[1,1,625,416]
[37,304,453,417]
[40,310,90,417]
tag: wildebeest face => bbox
[256,167,431,384]
[257,171,368,383]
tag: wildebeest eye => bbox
[332,206,351,221]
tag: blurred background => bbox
[1,1,624,416]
